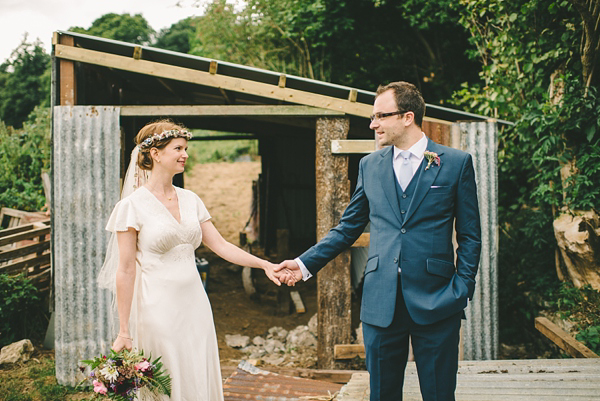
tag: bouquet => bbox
[79,349,171,400]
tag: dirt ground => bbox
[185,161,319,368]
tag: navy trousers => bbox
[362,276,462,401]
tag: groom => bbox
[276,81,481,401]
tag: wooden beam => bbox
[331,139,375,154]
[351,233,370,248]
[58,36,76,106]
[54,44,372,117]
[316,117,352,369]
[290,290,306,314]
[334,344,365,360]
[535,317,599,358]
[120,105,345,117]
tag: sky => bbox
[0,0,203,63]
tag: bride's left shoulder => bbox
[176,187,202,200]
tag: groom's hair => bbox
[375,81,425,128]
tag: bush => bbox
[0,106,51,213]
[0,274,47,347]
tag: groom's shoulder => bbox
[433,143,472,163]
[362,146,389,164]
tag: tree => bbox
[0,37,50,128]
[154,17,199,54]
[450,0,600,347]
[70,13,154,45]
[189,0,480,103]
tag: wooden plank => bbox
[120,105,345,117]
[316,117,352,369]
[535,317,599,358]
[0,207,32,219]
[0,226,50,247]
[58,36,76,106]
[0,224,35,238]
[0,253,51,275]
[331,140,375,155]
[334,344,365,360]
[351,233,370,248]
[278,74,286,88]
[290,290,306,314]
[54,44,372,118]
[0,241,50,263]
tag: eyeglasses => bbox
[369,110,407,122]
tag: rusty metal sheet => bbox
[224,361,342,401]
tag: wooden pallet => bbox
[335,359,600,401]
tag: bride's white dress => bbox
[106,186,224,401]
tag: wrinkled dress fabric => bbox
[106,186,224,401]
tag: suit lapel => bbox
[378,147,403,224]
[402,139,444,226]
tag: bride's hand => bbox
[262,261,282,286]
[111,334,133,352]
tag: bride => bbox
[99,120,287,400]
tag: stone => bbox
[252,336,265,346]
[266,326,288,341]
[308,314,318,337]
[553,211,600,290]
[355,322,364,344]
[286,325,317,349]
[0,339,34,365]
[225,334,250,348]
[264,339,285,354]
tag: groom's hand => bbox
[275,260,303,286]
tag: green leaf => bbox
[586,125,596,142]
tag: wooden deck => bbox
[335,359,600,400]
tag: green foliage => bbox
[546,283,600,353]
[186,132,259,167]
[69,13,154,45]
[0,274,46,347]
[0,357,92,401]
[450,0,580,119]
[0,38,51,128]
[0,107,51,212]
[520,75,600,212]
[154,17,199,54]
[189,0,480,103]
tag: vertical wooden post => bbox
[59,35,76,106]
[315,117,352,369]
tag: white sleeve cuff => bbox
[295,257,312,281]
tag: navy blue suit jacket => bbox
[299,139,481,327]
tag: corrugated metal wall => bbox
[453,121,499,360]
[52,106,121,385]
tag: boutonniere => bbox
[424,150,440,170]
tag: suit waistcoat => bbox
[394,159,423,264]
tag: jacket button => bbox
[401,210,406,214]
[401,228,406,233]
[402,194,407,199]
[393,258,398,263]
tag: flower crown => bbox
[138,129,193,149]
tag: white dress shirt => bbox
[296,133,428,281]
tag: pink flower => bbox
[93,379,108,395]
[135,360,151,372]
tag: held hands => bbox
[111,333,133,352]
[274,259,303,286]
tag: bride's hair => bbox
[135,119,189,170]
